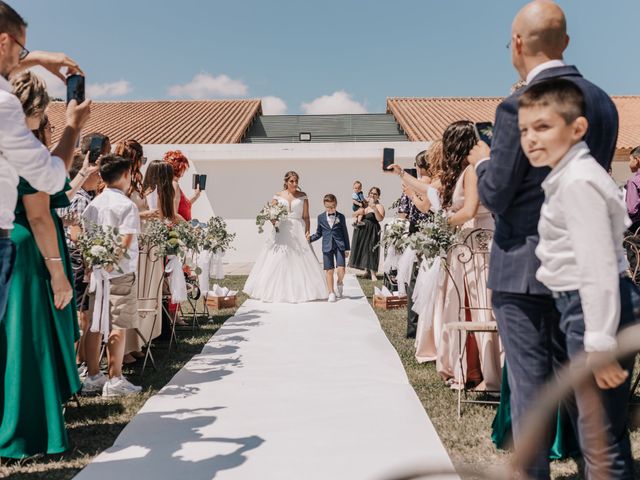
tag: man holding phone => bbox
[0,1,91,317]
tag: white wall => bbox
[142,142,429,263]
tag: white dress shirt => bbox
[0,76,67,229]
[326,212,336,228]
[535,142,630,352]
[82,188,141,278]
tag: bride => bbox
[243,171,329,303]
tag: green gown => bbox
[0,178,81,459]
[491,362,579,460]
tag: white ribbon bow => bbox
[89,266,111,342]
[197,250,213,293]
[165,254,187,303]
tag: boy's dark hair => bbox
[80,132,110,155]
[415,150,429,170]
[99,154,131,184]
[0,1,27,37]
[631,145,640,159]
[69,151,85,180]
[323,194,337,204]
[518,78,585,124]
[353,180,362,186]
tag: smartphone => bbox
[198,174,207,191]
[403,168,417,178]
[66,74,85,104]
[88,136,103,164]
[382,148,395,172]
[474,122,494,147]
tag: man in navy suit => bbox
[308,194,350,302]
[467,2,618,478]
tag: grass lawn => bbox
[358,276,640,479]
[0,276,249,480]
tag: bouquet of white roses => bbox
[256,202,288,233]
[77,224,126,272]
[199,216,236,253]
[403,211,460,262]
[380,218,410,254]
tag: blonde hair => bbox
[425,139,444,180]
[11,71,50,119]
[283,171,300,190]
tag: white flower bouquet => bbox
[256,202,288,233]
[141,219,188,260]
[403,211,460,262]
[199,216,236,253]
[77,224,127,273]
[380,218,410,254]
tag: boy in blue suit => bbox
[308,194,350,302]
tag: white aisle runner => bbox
[75,275,456,480]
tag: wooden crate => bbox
[373,294,407,310]
[205,295,237,310]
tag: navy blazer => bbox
[476,65,619,294]
[310,212,350,253]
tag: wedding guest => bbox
[352,180,367,226]
[521,78,635,479]
[349,187,384,281]
[163,150,200,221]
[114,139,157,221]
[465,2,619,477]
[625,146,640,233]
[82,154,142,397]
[0,28,90,315]
[309,194,350,302]
[0,69,81,458]
[80,132,111,157]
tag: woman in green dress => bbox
[0,71,80,458]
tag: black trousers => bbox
[405,262,419,338]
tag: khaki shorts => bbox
[89,272,140,330]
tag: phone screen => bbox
[474,122,493,147]
[198,174,207,191]
[66,74,85,104]
[403,168,417,178]
[88,136,103,163]
[382,148,395,172]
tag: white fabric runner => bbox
[74,275,456,480]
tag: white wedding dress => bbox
[244,195,328,303]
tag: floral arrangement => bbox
[198,216,236,253]
[256,202,288,233]
[141,219,188,260]
[76,224,127,272]
[388,196,403,212]
[173,220,200,254]
[380,218,410,254]
[403,211,460,261]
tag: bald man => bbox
[467,1,622,478]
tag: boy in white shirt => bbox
[82,154,142,397]
[519,78,636,478]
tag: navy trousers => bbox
[553,277,637,479]
[492,291,569,479]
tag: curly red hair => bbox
[163,150,189,178]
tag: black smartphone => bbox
[192,174,200,190]
[474,122,494,147]
[403,168,417,178]
[382,147,395,172]
[66,74,85,104]
[198,174,207,191]
[88,136,103,164]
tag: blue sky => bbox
[13,0,638,114]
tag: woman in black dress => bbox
[349,187,385,280]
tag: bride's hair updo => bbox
[283,171,300,190]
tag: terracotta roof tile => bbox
[387,96,640,151]
[48,99,262,145]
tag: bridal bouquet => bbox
[199,216,236,253]
[380,218,410,254]
[403,211,460,262]
[256,202,288,233]
[77,223,127,272]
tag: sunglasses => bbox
[7,33,29,61]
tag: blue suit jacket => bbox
[476,65,619,294]
[310,212,350,253]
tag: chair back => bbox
[443,228,494,322]
[137,245,165,312]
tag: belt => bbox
[0,228,10,239]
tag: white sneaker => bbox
[102,376,142,398]
[328,293,337,303]
[77,363,88,380]
[336,283,344,298]
[82,372,107,395]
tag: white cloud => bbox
[28,66,66,99]
[168,72,248,98]
[261,96,287,115]
[87,80,132,99]
[301,90,367,115]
